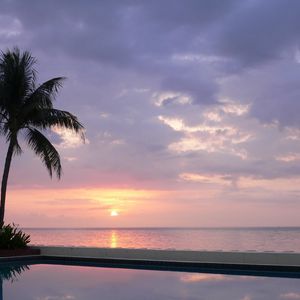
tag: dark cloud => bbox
[212,0,300,67]
[221,59,300,126]
[0,0,237,106]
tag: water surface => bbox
[3,263,300,300]
[26,227,300,252]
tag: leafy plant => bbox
[0,223,30,249]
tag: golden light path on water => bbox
[110,230,118,248]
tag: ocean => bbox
[25,227,300,252]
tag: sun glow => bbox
[110,210,119,217]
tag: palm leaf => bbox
[25,128,62,178]
[4,132,22,155]
[0,48,36,111]
[22,77,66,113]
[28,108,85,140]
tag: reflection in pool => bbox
[1,263,300,300]
[0,264,30,300]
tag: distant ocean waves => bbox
[25,227,300,252]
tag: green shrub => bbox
[0,224,30,249]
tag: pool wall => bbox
[1,246,300,277]
[32,246,300,267]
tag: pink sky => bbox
[5,176,300,227]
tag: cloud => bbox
[281,293,300,300]
[35,198,100,206]
[153,91,192,107]
[180,273,261,283]
[0,14,22,38]
[52,127,87,149]
[276,153,300,162]
[180,274,232,283]
[179,173,232,187]
[212,0,300,67]
[241,296,252,300]
[1,1,300,226]
[158,110,252,159]
[36,296,75,300]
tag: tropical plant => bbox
[0,48,84,226]
[0,223,30,249]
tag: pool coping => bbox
[1,246,300,277]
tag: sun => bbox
[110,210,119,217]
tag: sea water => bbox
[25,227,300,252]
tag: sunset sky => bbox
[1,0,300,227]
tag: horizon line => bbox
[22,226,300,230]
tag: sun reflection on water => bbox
[110,230,118,248]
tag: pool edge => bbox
[1,246,300,276]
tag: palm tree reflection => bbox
[0,264,30,300]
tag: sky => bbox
[0,0,300,227]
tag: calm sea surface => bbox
[25,227,300,252]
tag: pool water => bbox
[2,263,300,300]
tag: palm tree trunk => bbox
[0,141,14,227]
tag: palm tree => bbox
[0,264,30,300]
[0,48,84,226]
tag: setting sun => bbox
[110,210,119,217]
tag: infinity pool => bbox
[1,262,300,300]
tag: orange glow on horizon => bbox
[6,187,175,226]
[6,186,226,227]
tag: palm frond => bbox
[24,77,65,109]
[25,128,62,178]
[0,48,36,110]
[0,111,8,120]
[0,48,84,185]
[0,112,8,127]
[28,108,85,140]
[19,49,37,96]
[5,132,22,155]
[12,138,22,155]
